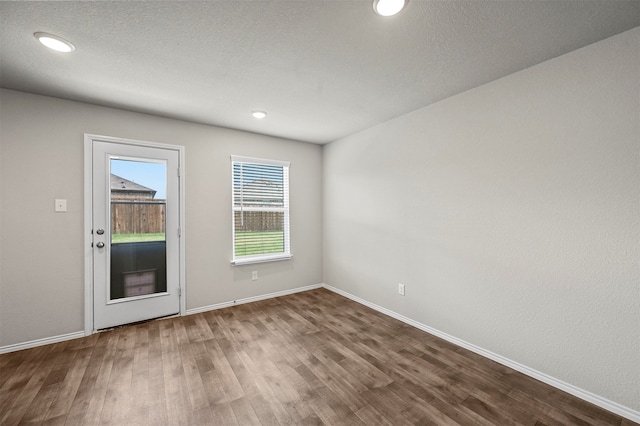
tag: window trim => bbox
[230,155,292,265]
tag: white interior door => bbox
[91,138,181,330]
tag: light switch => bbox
[55,199,67,212]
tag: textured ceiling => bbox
[1,1,638,144]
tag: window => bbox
[231,156,291,264]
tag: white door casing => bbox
[84,134,185,333]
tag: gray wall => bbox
[0,89,323,346]
[323,28,639,411]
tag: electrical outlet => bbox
[252,271,258,281]
[398,283,405,296]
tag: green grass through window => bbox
[235,231,284,256]
[112,233,166,243]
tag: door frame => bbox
[84,134,186,335]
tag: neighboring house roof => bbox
[110,174,156,198]
[234,179,284,207]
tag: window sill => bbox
[231,254,293,266]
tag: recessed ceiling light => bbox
[373,0,407,16]
[34,32,75,53]
[251,110,267,119]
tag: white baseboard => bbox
[322,284,640,424]
[0,331,86,355]
[185,283,323,316]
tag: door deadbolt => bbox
[96,229,104,235]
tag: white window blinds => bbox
[231,156,291,264]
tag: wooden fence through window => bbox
[234,211,284,232]
[111,201,166,234]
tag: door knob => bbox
[96,242,105,248]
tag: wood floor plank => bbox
[236,350,294,424]
[215,335,260,399]
[0,353,52,424]
[354,403,395,426]
[44,346,93,421]
[294,350,369,413]
[385,379,459,426]
[149,401,170,425]
[209,401,239,425]
[201,338,245,403]
[263,364,314,422]
[0,345,47,395]
[177,342,210,412]
[245,393,283,426]
[229,396,262,425]
[0,288,631,426]
[359,385,417,426]
[78,372,109,425]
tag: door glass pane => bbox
[110,159,167,300]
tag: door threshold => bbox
[96,312,180,332]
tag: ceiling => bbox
[1,1,638,144]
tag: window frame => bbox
[231,155,292,265]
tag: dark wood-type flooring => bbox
[0,288,635,425]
